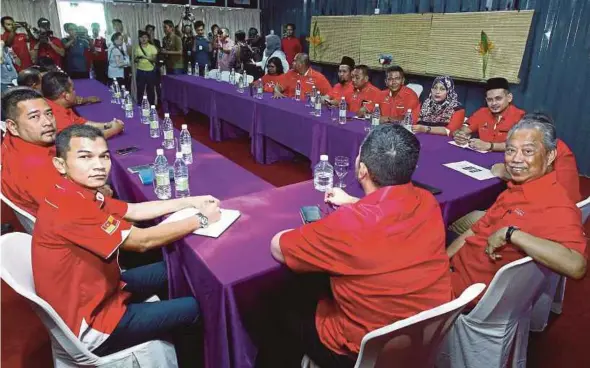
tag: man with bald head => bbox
[273,52,331,100]
[17,67,42,90]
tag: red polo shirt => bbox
[555,139,581,204]
[1,32,33,71]
[30,36,64,68]
[278,68,332,99]
[91,37,108,62]
[451,171,587,302]
[46,99,87,132]
[259,74,283,93]
[280,184,453,355]
[343,82,381,114]
[327,81,353,101]
[377,86,420,121]
[1,135,60,217]
[32,177,132,350]
[466,104,525,143]
[281,36,302,66]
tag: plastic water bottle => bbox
[112,80,121,104]
[180,124,193,164]
[403,109,413,133]
[237,73,244,94]
[120,86,127,109]
[314,90,322,117]
[371,104,381,130]
[162,113,175,149]
[338,97,347,125]
[154,149,172,200]
[216,69,222,82]
[195,62,199,77]
[204,64,209,79]
[242,70,248,88]
[140,94,150,124]
[255,79,263,99]
[295,80,301,101]
[173,152,190,198]
[310,85,317,106]
[229,68,235,84]
[313,155,334,192]
[149,105,160,138]
[124,92,133,118]
[187,62,192,75]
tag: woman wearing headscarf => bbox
[255,34,289,75]
[412,76,465,136]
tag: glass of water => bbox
[305,93,312,107]
[334,156,350,188]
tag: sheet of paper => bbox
[447,140,490,154]
[443,161,496,181]
[160,208,241,238]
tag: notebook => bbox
[447,140,490,154]
[160,207,241,238]
[443,160,496,181]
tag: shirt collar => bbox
[507,171,558,201]
[56,176,104,208]
[355,82,372,93]
[358,183,416,206]
[4,134,55,158]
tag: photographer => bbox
[30,18,65,68]
[1,16,33,71]
[62,23,91,79]
[215,27,234,72]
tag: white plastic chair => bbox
[530,195,590,331]
[406,83,423,98]
[437,256,552,368]
[302,283,486,368]
[236,74,254,85]
[0,120,6,135]
[0,189,36,234]
[0,232,178,368]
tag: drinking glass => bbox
[305,93,312,107]
[334,156,350,188]
[329,105,337,122]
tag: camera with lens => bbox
[38,29,54,43]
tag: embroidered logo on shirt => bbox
[514,209,525,216]
[101,215,120,235]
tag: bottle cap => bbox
[164,113,170,118]
[182,124,187,129]
[320,154,329,161]
[176,152,183,159]
[150,105,156,109]
[375,103,379,107]
[341,96,345,100]
[407,109,412,112]
[156,149,164,155]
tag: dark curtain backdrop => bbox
[261,0,590,176]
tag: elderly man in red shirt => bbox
[343,64,381,116]
[377,65,420,122]
[273,53,331,100]
[324,56,355,105]
[255,124,453,368]
[281,23,302,67]
[448,115,587,303]
[454,77,525,152]
[1,16,34,71]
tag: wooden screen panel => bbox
[359,14,432,74]
[309,16,362,66]
[426,10,534,83]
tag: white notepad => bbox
[160,208,241,238]
[447,140,490,154]
[443,161,496,181]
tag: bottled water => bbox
[124,92,133,118]
[195,62,199,77]
[313,155,334,192]
[162,113,175,149]
[403,109,413,133]
[255,79,263,99]
[187,62,192,75]
[180,124,193,164]
[120,86,127,109]
[242,70,247,88]
[237,73,244,94]
[310,85,317,106]
[371,104,381,130]
[204,64,209,79]
[149,105,160,138]
[140,94,150,125]
[173,151,190,198]
[229,68,235,85]
[295,80,301,101]
[154,149,172,200]
[112,80,121,104]
[314,90,322,117]
[216,69,222,82]
[338,97,347,125]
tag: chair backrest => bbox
[0,120,6,134]
[355,283,486,368]
[406,83,423,98]
[0,190,36,234]
[466,257,551,323]
[207,68,220,79]
[577,196,590,223]
[0,232,100,365]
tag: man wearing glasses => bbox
[377,66,420,122]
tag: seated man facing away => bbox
[17,67,43,90]
[343,64,381,116]
[273,52,331,99]
[376,65,420,122]
[32,124,222,365]
[454,77,525,152]
[323,56,355,105]
[258,124,453,368]
[448,116,587,302]
[41,71,122,136]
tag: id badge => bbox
[198,45,203,51]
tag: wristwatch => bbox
[489,142,495,152]
[426,126,432,133]
[505,226,520,243]
[196,213,209,228]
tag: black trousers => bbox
[93,61,108,85]
[69,71,90,79]
[253,274,357,368]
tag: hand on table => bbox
[357,107,368,118]
[412,124,427,133]
[272,91,285,99]
[187,195,220,210]
[469,138,492,152]
[85,96,101,104]
[324,187,356,206]
[453,128,470,146]
[199,200,222,224]
[485,227,509,261]
[110,119,125,133]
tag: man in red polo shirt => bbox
[454,77,525,152]
[343,64,381,115]
[29,18,64,68]
[273,53,331,100]
[1,16,34,71]
[41,71,124,137]
[33,125,221,365]
[281,23,302,67]
[256,125,452,367]
[377,65,420,122]
[324,56,355,105]
[90,23,108,84]
[448,116,587,303]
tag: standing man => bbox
[344,65,381,115]
[110,19,132,52]
[376,66,420,122]
[161,20,184,75]
[91,23,108,84]
[192,20,211,76]
[1,16,34,71]
[324,56,355,105]
[181,24,194,73]
[215,28,235,72]
[208,24,220,69]
[62,23,91,79]
[145,24,161,50]
[30,18,65,68]
[281,23,302,68]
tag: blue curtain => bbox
[260,0,590,176]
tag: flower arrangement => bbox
[378,54,393,67]
[477,31,495,78]
[306,21,324,59]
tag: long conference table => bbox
[75,78,506,368]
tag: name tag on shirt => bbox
[198,45,203,51]
[95,47,102,52]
